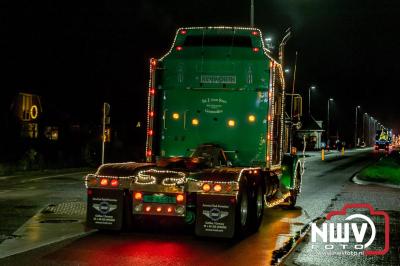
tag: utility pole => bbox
[250,0,254,27]
[354,106,360,148]
[102,102,110,165]
[327,98,334,148]
[308,85,316,115]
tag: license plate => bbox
[143,194,176,204]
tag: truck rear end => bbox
[85,27,302,238]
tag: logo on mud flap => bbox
[93,201,117,215]
[203,208,229,221]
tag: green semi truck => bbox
[85,26,303,238]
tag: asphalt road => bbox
[0,149,380,265]
[0,169,89,242]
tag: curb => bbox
[352,174,400,189]
[271,217,325,265]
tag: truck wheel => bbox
[235,183,250,238]
[248,185,264,232]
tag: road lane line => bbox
[22,171,89,183]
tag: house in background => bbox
[294,114,325,150]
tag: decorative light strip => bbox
[145,58,157,162]
[135,169,186,186]
[265,192,291,207]
[267,61,275,168]
[187,178,240,186]
[237,167,262,182]
[162,177,186,186]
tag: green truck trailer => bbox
[85,26,303,238]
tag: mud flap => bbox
[195,194,236,238]
[87,189,124,230]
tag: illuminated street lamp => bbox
[354,105,360,147]
[362,113,368,145]
[308,85,316,114]
[327,98,334,145]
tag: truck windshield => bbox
[183,35,252,48]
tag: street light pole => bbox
[354,105,360,148]
[327,98,334,147]
[363,113,367,145]
[308,86,316,114]
[250,0,254,27]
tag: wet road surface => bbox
[0,149,380,265]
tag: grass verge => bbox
[358,154,400,185]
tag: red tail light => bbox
[252,47,260,52]
[146,150,152,157]
[148,130,154,136]
[150,58,157,69]
[149,111,154,117]
[176,46,183,51]
[251,31,259,36]
[180,29,187,35]
[149,88,155,95]
[100,178,108,186]
[110,179,119,187]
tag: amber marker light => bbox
[202,183,211,192]
[172,113,180,120]
[100,178,108,186]
[228,119,236,127]
[192,118,199,126]
[134,192,143,200]
[248,115,256,122]
[176,194,184,203]
[213,184,222,192]
[145,206,151,212]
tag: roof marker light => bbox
[228,120,236,127]
[252,47,259,52]
[176,46,183,51]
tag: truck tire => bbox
[248,185,264,232]
[234,182,251,238]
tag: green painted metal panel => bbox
[155,28,272,166]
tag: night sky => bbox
[2,0,400,142]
